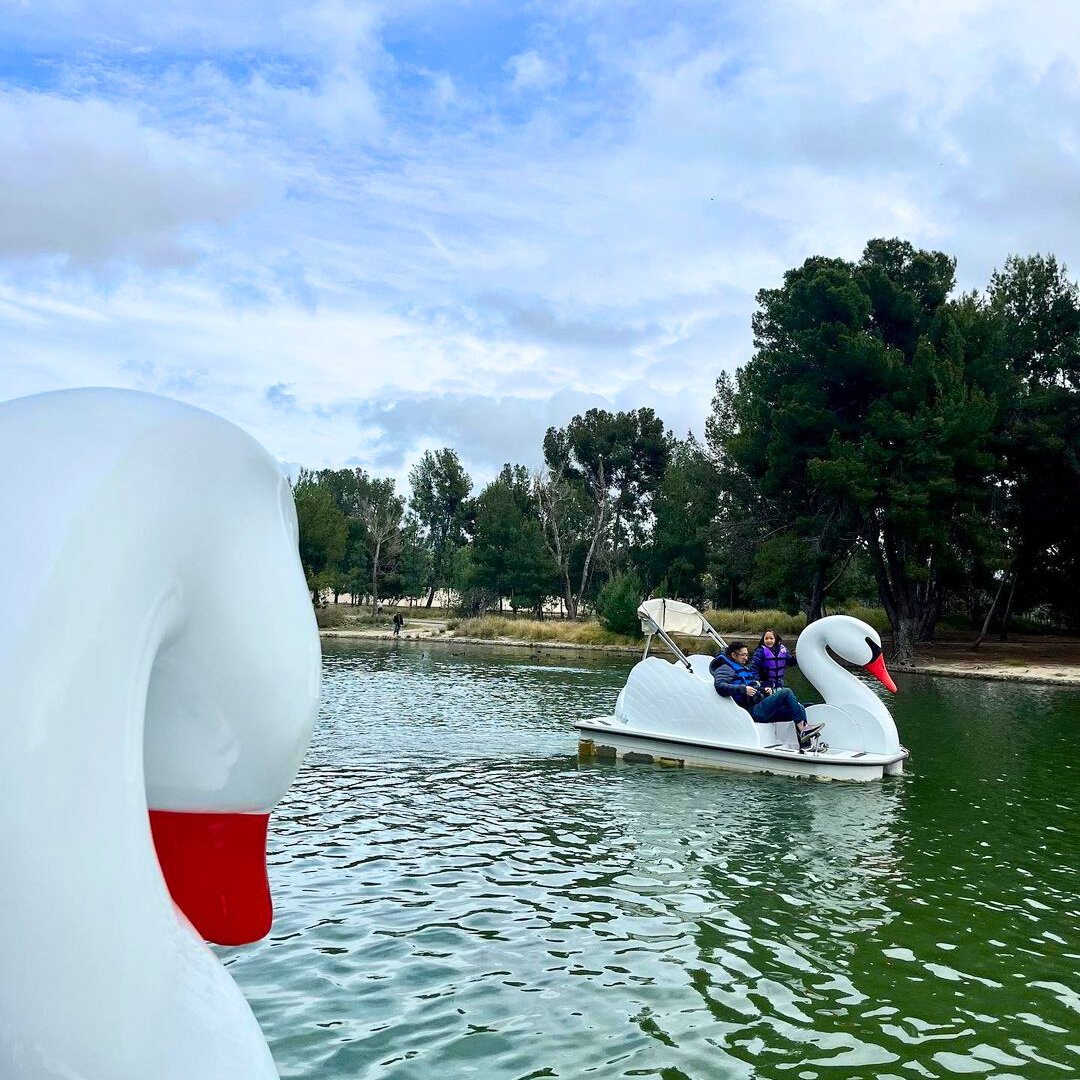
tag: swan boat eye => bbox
[865,637,882,662]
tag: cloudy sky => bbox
[3,1,1080,485]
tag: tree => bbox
[534,463,602,620]
[472,465,558,615]
[383,515,430,604]
[409,448,472,607]
[815,240,997,661]
[595,570,644,635]
[982,254,1080,634]
[292,470,347,603]
[704,372,767,609]
[721,239,999,662]
[292,467,410,612]
[547,407,671,562]
[447,543,492,615]
[305,467,368,602]
[722,257,873,620]
[310,467,364,517]
[539,408,671,617]
[505,516,561,616]
[642,434,720,604]
[357,476,405,615]
[342,517,370,604]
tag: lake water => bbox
[221,640,1080,1079]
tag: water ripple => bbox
[217,641,1080,1079]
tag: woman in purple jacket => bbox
[750,629,797,690]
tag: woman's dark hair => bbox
[725,641,748,658]
[757,628,784,650]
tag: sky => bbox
[3,0,1080,487]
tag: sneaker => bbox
[797,722,824,740]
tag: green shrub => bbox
[1001,613,1077,635]
[595,572,644,637]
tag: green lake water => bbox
[221,640,1080,1079]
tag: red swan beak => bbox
[149,810,273,946]
[864,654,898,693]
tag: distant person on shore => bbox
[709,641,822,748]
[392,612,403,637]
[750,629,796,690]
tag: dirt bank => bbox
[892,634,1080,686]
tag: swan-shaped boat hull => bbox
[577,718,907,781]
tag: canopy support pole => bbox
[642,620,692,671]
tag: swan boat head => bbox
[799,614,898,693]
[0,389,321,1079]
[794,614,900,754]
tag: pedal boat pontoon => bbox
[575,599,908,782]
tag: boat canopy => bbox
[636,598,726,668]
[637,598,714,637]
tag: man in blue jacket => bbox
[709,641,823,749]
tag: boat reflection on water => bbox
[568,759,911,1072]
[575,754,908,909]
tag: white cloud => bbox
[0,91,266,268]
[6,0,1080,480]
[0,0,385,55]
[507,49,562,92]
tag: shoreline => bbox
[319,628,1080,688]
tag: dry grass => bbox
[315,605,395,629]
[315,605,349,629]
[704,606,889,637]
[704,609,805,636]
[448,606,891,650]
[835,605,891,634]
[448,615,638,647]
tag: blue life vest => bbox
[709,653,758,692]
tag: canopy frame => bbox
[637,598,727,670]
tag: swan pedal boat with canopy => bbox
[575,599,908,782]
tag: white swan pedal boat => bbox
[575,599,908,782]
